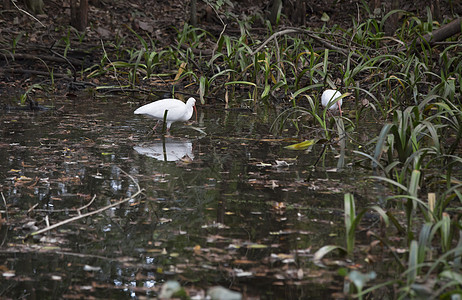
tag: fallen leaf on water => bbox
[234,270,253,277]
[146,249,163,253]
[2,272,15,278]
[233,259,256,264]
[17,176,32,181]
[179,154,193,163]
[201,222,229,229]
[273,160,293,167]
[275,253,294,260]
[247,244,268,249]
[285,139,318,150]
[272,202,286,210]
[83,265,101,272]
[138,21,153,33]
[158,218,172,223]
[256,162,272,167]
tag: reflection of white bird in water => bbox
[134,139,194,162]
[134,97,196,132]
[321,89,343,116]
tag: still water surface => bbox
[0,97,377,298]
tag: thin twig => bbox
[78,195,97,214]
[250,28,361,59]
[27,203,39,214]
[206,0,227,62]
[250,29,298,55]
[102,39,126,91]
[11,0,46,28]
[209,23,227,64]
[30,168,143,237]
[1,192,8,222]
[31,195,97,213]
[0,192,8,248]
[175,42,203,73]
[49,41,77,81]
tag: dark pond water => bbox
[0,96,381,299]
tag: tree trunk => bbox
[431,0,442,22]
[70,0,88,31]
[269,0,306,26]
[384,0,400,35]
[290,0,306,26]
[269,0,282,25]
[25,0,44,14]
[190,0,197,26]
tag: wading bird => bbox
[134,97,197,133]
[321,89,343,116]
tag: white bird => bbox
[321,89,343,116]
[134,97,196,133]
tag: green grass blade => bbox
[373,124,394,168]
[407,240,418,285]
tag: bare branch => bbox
[250,27,360,59]
[30,168,143,237]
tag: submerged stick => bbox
[161,109,168,135]
[30,168,142,237]
[29,195,97,213]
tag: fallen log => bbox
[414,17,462,48]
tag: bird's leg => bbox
[147,121,160,135]
[152,121,159,131]
[338,102,342,117]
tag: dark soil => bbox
[1,0,460,104]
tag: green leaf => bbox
[199,76,207,104]
[344,193,356,254]
[248,244,267,249]
[348,270,377,293]
[407,240,418,284]
[369,176,408,192]
[408,170,420,198]
[313,245,346,265]
[225,81,257,87]
[440,270,462,284]
[261,84,271,99]
[369,205,389,226]
[373,123,394,168]
[321,12,330,22]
